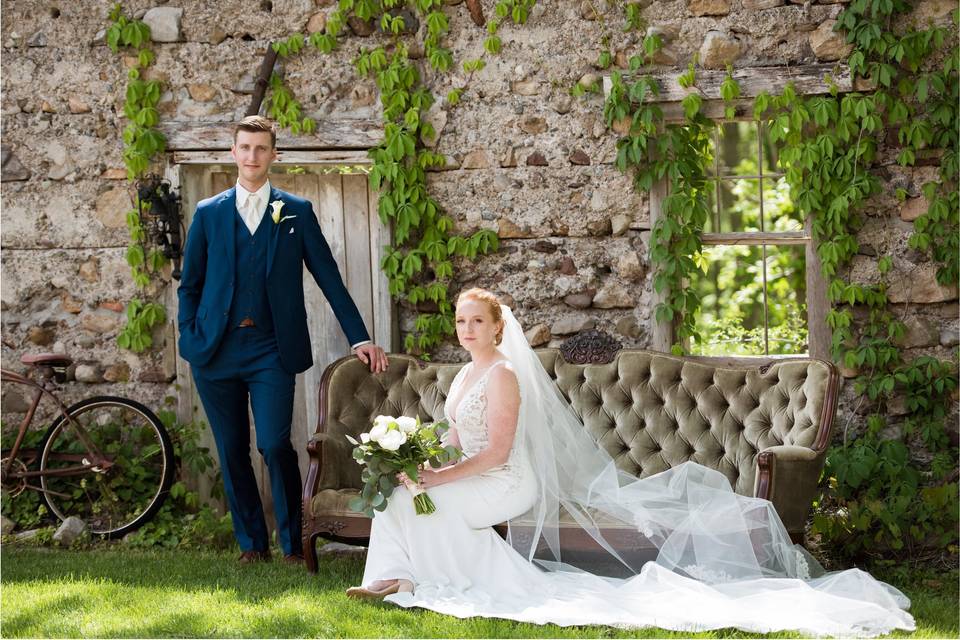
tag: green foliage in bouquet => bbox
[346,416,460,517]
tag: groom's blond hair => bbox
[456,288,505,345]
[233,115,277,148]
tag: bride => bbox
[346,288,915,636]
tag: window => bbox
[651,121,828,359]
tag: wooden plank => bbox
[269,173,297,192]
[602,63,852,104]
[649,177,672,353]
[368,184,395,351]
[702,232,811,245]
[343,174,375,336]
[159,120,384,151]
[173,150,372,166]
[804,216,831,361]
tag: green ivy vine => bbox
[106,4,168,353]
[266,0,540,353]
[606,1,959,560]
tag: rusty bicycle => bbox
[1,352,174,537]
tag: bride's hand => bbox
[418,468,443,489]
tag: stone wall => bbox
[1,0,957,437]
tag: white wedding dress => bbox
[360,314,916,637]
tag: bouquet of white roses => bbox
[346,415,461,516]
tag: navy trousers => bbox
[193,326,302,556]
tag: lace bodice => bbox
[444,360,529,484]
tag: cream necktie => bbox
[244,194,261,234]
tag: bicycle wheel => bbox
[39,396,175,538]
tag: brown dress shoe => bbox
[238,550,271,564]
[282,553,304,565]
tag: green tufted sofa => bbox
[302,349,839,574]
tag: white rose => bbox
[360,432,371,444]
[368,422,388,443]
[395,416,418,434]
[378,429,407,451]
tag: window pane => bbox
[718,178,761,233]
[690,244,808,356]
[716,122,759,176]
[761,122,784,174]
[761,176,803,233]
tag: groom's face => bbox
[231,130,277,186]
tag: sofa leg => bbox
[305,533,320,574]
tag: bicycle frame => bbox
[1,368,114,487]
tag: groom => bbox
[177,115,388,563]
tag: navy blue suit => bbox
[177,185,370,556]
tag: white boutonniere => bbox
[270,200,285,224]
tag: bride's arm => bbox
[420,366,520,488]
[437,426,462,468]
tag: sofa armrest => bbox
[307,431,350,458]
[754,445,827,536]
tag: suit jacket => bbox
[177,185,370,374]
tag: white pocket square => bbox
[289,227,295,234]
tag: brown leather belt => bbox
[238,318,256,328]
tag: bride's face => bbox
[455,298,501,353]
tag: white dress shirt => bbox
[234,180,371,351]
[235,179,271,235]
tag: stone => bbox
[912,0,955,25]
[688,0,731,16]
[205,26,228,45]
[888,265,958,303]
[347,16,375,36]
[67,96,91,114]
[318,542,366,557]
[232,73,256,94]
[139,367,174,383]
[700,31,741,69]
[525,151,548,166]
[611,116,632,135]
[577,73,600,90]
[2,389,33,413]
[100,300,124,313]
[524,323,551,347]
[611,214,631,237]
[95,187,133,228]
[27,31,46,47]
[559,257,577,275]
[461,149,494,169]
[894,316,940,349]
[941,328,960,347]
[2,145,30,182]
[593,283,636,309]
[78,258,100,283]
[886,395,910,417]
[1,516,14,535]
[569,149,591,166]
[839,364,859,378]
[498,219,529,238]
[143,7,183,43]
[616,252,645,280]
[100,168,127,180]
[511,80,540,96]
[900,197,928,222]
[306,11,327,33]
[580,0,600,20]
[53,516,86,545]
[564,292,594,309]
[74,364,103,383]
[187,83,217,102]
[422,104,447,148]
[519,116,547,135]
[743,0,783,8]
[616,315,642,339]
[61,293,83,314]
[809,20,853,62]
[15,529,40,542]
[551,315,595,335]
[550,95,572,115]
[103,362,131,383]
[40,100,57,114]
[27,326,54,346]
[532,240,557,253]
[586,217,612,236]
[80,313,118,334]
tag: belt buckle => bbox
[238,318,256,328]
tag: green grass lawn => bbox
[1,546,956,638]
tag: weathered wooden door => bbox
[170,159,394,524]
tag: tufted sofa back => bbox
[314,350,837,496]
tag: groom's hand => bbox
[354,343,388,373]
